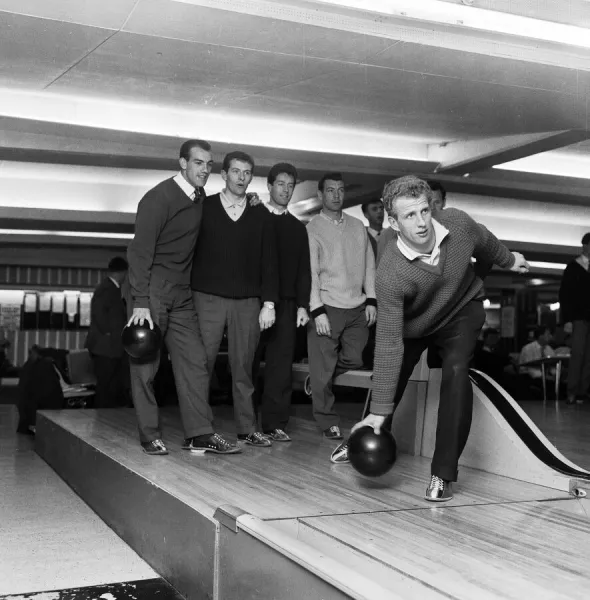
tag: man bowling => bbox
[333,176,529,502]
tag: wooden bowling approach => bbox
[35,354,590,600]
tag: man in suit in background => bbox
[86,257,129,408]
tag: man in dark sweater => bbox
[335,176,529,502]
[85,257,129,408]
[559,232,590,404]
[253,163,311,442]
[191,151,279,448]
[127,139,240,456]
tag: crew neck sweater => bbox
[559,258,590,322]
[371,208,515,416]
[270,212,311,306]
[307,212,376,316]
[128,178,202,309]
[190,193,279,302]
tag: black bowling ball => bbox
[122,323,162,360]
[348,425,397,477]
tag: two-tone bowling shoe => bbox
[425,474,453,502]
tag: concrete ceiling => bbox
[1,0,590,298]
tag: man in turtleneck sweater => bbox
[559,232,590,405]
[127,139,240,456]
[306,172,377,440]
[340,176,529,502]
[253,162,311,442]
[191,151,279,448]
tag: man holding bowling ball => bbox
[339,176,529,501]
[127,139,240,456]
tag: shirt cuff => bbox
[310,306,327,319]
[370,402,395,416]
[133,297,150,309]
[366,298,377,307]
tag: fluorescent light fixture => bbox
[494,152,590,180]
[0,88,429,162]
[312,0,590,50]
[549,302,560,311]
[483,299,491,309]
[0,229,134,239]
[528,261,567,271]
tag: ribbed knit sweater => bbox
[271,212,312,306]
[371,208,515,416]
[128,178,202,309]
[307,212,376,316]
[190,194,279,302]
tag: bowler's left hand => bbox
[365,305,377,327]
[296,307,309,327]
[351,414,387,435]
[510,252,529,274]
[259,306,275,330]
[247,192,262,206]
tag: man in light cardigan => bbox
[306,172,377,440]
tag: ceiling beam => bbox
[430,129,590,176]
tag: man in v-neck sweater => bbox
[342,176,529,503]
[306,173,377,439]
[191,151,279,447]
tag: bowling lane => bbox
[38,406,570,525]
[293,499,590,600]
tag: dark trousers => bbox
[567,320,590,398]
[253,299,297,432]
[193,292,260,435]
[308,304,369,430]
[92,354,127,408]
[365,299,485,482]
[130,279,213,443]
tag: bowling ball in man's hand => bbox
[348,426,397,477]
[122,323,162,360]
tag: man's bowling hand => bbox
[296,307,310,327]
[510,252,529,274]
[351,414,387,435]
[365,305,377,327]
[315,314,331,337]
[128,308,154,329]
[259,305,275,331]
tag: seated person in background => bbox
[519,327,555,379]
[551,326,572,356]
[17,345,64,435]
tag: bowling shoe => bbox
[330,442,350,464]
[425,475,453,502]
[238,432,273,447]
[264,428,292,442]
[323,426,343,440]
[182,434,242,454]
[141,439,168,455]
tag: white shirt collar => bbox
[265,202,289,215]
[173,172,199,200]
[108,276,120,289]
[368,227,382,239]
[320,210,345,226]
[397,219,449,263]
[220,190,247,208]
[577,254,589,271]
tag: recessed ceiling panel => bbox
[0,12,114,88]
[124,0,397,64]
[48,31,348,106]
[244,62,583,138]
[369,41,579,95]
[0,0,138,29]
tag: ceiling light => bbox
[528,261,567,271]
[549,302,560,311]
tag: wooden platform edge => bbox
[34,411,400,600]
